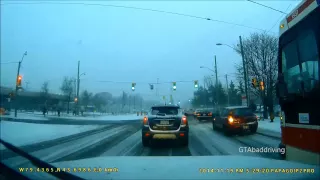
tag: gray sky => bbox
[1,1,300,103]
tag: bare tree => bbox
[40,81,49,104]
[234,32,278,119]
[81,90,92,108]
[60,76,74,114]
[204,75,214,88]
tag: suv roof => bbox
[151,105,180,108]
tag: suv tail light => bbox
[181,116,187,126]
[228,116,234,124]
[143,116,149,126]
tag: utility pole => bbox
[134,95,136,111]
[226,74,229,106]
[214,56,219,106]
[204,76,207,108]
[156,78,159,96]
[77,61,80,114]
[14,51,27,117]
[14,61,21,117]
[239,36,249,107]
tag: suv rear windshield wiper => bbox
[0,139,85,180]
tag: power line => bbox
[0,61,19,64]
[1,2,268,32]
[246,0,288,15]
[267,3,293,33]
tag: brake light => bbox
[181,116,187,125]
[228,116,234,123]
[209,112,212,116]
[143,116,148,125]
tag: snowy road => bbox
[1,116,283,169]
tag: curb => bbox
[257,128,281,139]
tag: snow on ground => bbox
[0,113,142,121]
[56,114,142,121]
[0,113,50,120]
[257,116,281,133]
[0,121,102,150]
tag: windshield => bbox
[280,7,320,94]
[234,108,253,116]
[1,1,319,179]
[151,107,179,115]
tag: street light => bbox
[200,66,215,73]
[216,43,236,51]
[216,37,249,107]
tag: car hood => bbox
[52,156,319,179]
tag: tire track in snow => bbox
[0,124,119,160]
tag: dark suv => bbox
[212,106,258,135]
[141,105,189,147]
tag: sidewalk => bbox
[256,115,281,139]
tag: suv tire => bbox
[142,138,149,147]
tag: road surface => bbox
[1,116,282,169]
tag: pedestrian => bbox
[42,105,46,117]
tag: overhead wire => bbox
[267,3,294,33]
[1,1,268,32]
[246,0,288,15]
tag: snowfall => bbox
[0,112,281,149]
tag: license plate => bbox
[160,120,169,125]
[243,125,249,130]
[153,134,176,139]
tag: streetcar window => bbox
[297,30,319,92]
[282,40,302,93]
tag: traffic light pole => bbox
[239,36,249,107]
[214,56,219,106]
[226,74,229,106]
[77,61,80,114]
[14,61,21,117]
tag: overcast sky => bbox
[1,0,300,103]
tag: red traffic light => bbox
[17,75,22,86]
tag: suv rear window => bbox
[234,108,253,116]
[151,107,179,115]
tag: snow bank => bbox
[0,121,101,149]
[1,113,142,122]
[258,117,281,133]
[0,113,50,120]
[55,114,142,121]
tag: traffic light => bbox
[194,80,198,88]
[132,83,136,91]
[173,82,176,91]
[17,75,22,87]
[260,81,265,91]
[252,78,257,88]
[150,84,154,90]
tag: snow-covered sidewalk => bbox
[257,116,281,138]
[0,121,102,150]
